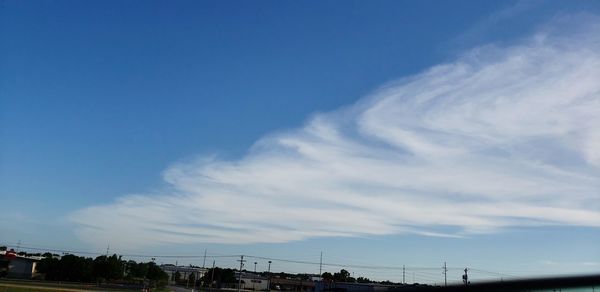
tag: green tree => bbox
[37,257,61,280]
[201,267,236,287]
[92,254,125,281]
[201,268,217,287]
[59,254,94,282]
[35,252,164,285]
[333,269,351,282]
[128,261,149,279]
[220,268,236,284]
[146,263,169,288]
[322,272,333,282]
[189,272,196,286]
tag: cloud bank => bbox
[71,18,600,248]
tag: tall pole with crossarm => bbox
[237,255,245,292]
[443,262,448,287]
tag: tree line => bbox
[1,246,407,288]
[321,269,403,285]
[199,267,237,287]
[36,253,169,288]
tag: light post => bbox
[254,262,257,290]
[267,261,272,291]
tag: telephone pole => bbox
[237,255,246,292]
[443,262,447,287]
[210,260,216,288]
[200,249,207,291]
[319,252,323,276]
[462,268,469,286]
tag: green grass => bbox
[0,280,137,292]
[0,286,78,292]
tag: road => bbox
[167,285,198,292]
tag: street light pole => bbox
[267,261,272,291]
[254,262,257,290]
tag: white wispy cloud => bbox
[71,17,600,248]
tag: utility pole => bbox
[462,268,469,286]
[210,260,216,289]
[237,255,246,292]
[319,252,323,276]
[106,244,110,257]
[443,262,447,287]
[203,249,207,269]
[402,265,406,284]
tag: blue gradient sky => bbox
[1,0,600,284]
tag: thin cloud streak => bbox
[71,17,600,248]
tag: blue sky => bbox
[1,0,600,284]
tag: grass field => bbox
[0,279,148,292]
[0,286,79,292]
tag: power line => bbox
[8,245,462,272]
[468,268,524,279]
[6,241,527,283]
[243,255,457,271]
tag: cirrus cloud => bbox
[71,17,600,248]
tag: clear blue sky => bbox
[2,0,600,284]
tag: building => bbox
[0,250,41,279]
[160,264,207,284]
[235,271,270,290]
[270,276,316,291]
[315,281,403,292]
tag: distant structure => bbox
[269,276,316,291]
[315,281,404,292]
[160,264,206,285]
[235,271,270,290]
[0,249,42,279]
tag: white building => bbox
[236,271,270,290]
[160,264,207,284]
[0,250,41,279]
